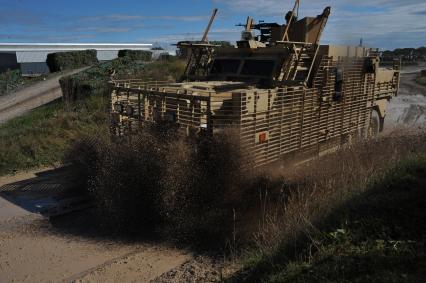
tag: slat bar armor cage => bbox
[109,2,400,168]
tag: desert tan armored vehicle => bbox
[110,0,400,167]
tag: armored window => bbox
[210,59,241,75]
[241,60,275,77]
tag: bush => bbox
[0,69,46,96]
[46,50,98,72]
[118,50,152,61]
[176,41,232,58]
[60,58,185,106]
[0,69,22,95]
[60,74,108,108]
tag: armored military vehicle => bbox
[110,0,400,167]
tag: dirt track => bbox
[0,68,88,124]
[0,169,192,283]
[0,220,190,283]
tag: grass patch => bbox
[0,94,108,176]
[415,76,426,87]
[232,143,426,282]
[0,58,186,176]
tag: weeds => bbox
[0,94,108,175]
[251,132,425,254]
[68,119,426,264]
[233,132,426,282]
[0,69,48,96]
[254,155,426,282]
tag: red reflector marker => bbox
[259,132,267,143]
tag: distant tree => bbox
[176,41,233,59]
[209,41,233,47]
[417,47,426,56]
[381,46,426,61]
[46,50,98,72]
[117,50,152,61]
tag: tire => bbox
[368,109,383,138]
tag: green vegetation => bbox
[176,40,232,58]
[230,148,426,282]
[117,50,152,61]
[60,56,185,105]
[0,69,47,96]
[0,95,108,176]
[416,76,426,87]
[46,50,98,72]
[382,46,426,62]
[0,57,185,176]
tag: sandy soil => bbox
[0,168,191,283]
[0,219,190,283]
[74,248,189,283]
[152,256,239,283]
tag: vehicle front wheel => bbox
[367,109,384,138]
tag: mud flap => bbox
[375,99,388,121]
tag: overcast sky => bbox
[1,0,425,50]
